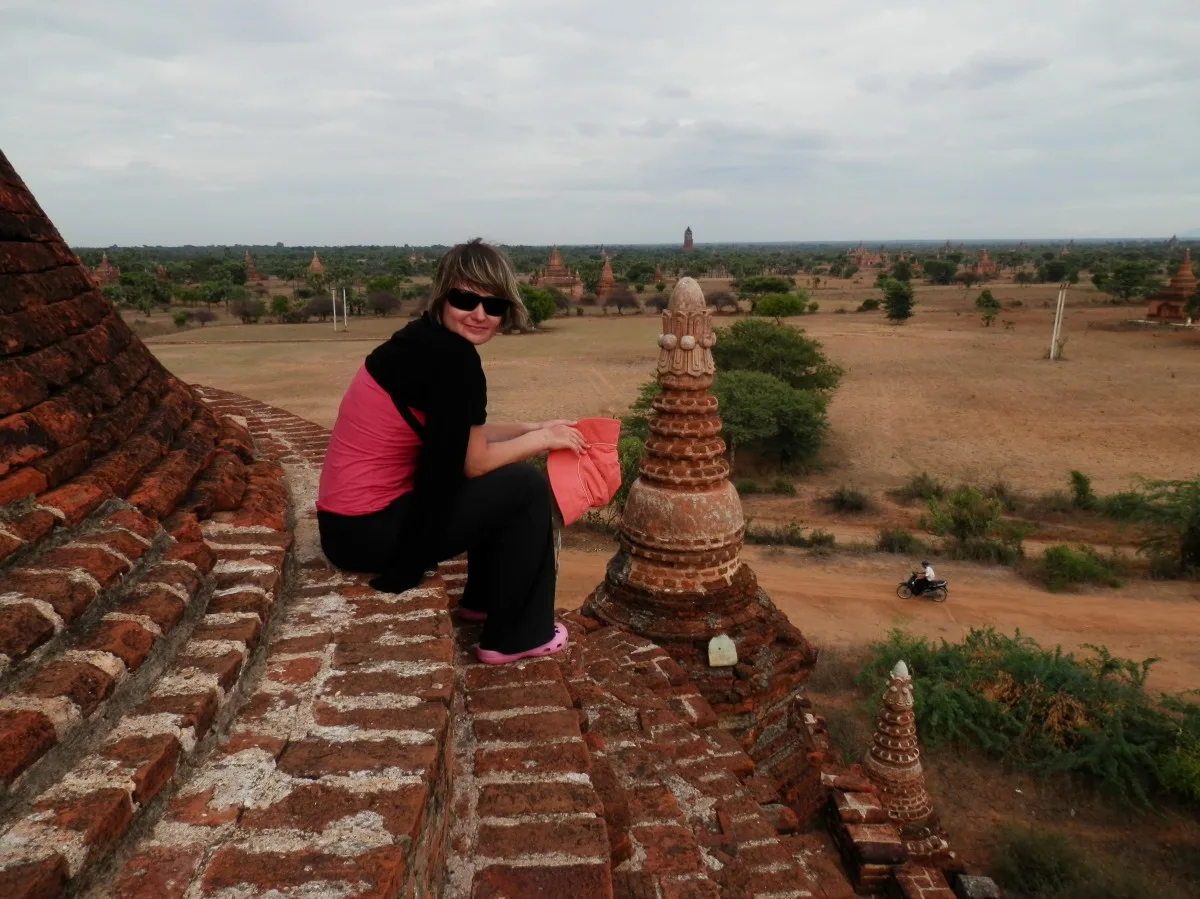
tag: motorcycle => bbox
[896,575,948,602]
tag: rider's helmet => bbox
[920,560,930,567]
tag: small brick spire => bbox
[864,660,951,863]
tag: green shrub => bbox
[924,486,1027,564]
[734,479,759,495]
[1039,545,1122,592]
[713,370,829,469]
[744,520,810,547]
[1096,490,1150,520]
[753,293,806,318]
[807,301,819,313]
[989,824,1185,899]
[877,527,924,555]
[1069,470,1096,509]
[1035,490,1074,514]
[893,471,945,502]
[770,477,796,495]
[833,307,848,314]
[984,479,1021,512]
[712,318,843,392]
[860,628,1200,807]
[808,528,836,548]
[172,311,191,328]
[823,485,870,513]
[856,298,880,312]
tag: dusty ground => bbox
[145,279,1200,496]
[556,542,1200,694]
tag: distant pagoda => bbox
[1147,248,1197,322]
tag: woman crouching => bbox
[316,238,585,664]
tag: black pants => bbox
[317,463,557,654]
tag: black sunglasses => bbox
[445,287,510,318]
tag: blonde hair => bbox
[426,238,529,331]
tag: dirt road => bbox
[556,545,1200,694]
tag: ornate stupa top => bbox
[657,277,715,380]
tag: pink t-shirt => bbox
[316,365,424,515]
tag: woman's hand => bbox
[540,423,588,454]
[532,419,576,432]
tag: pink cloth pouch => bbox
[546,417,622,526]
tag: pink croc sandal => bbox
[456,607,488,622]
[476,623,568,665]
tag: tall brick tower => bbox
[682,226,694,252]
[585,277,818,794]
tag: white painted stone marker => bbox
[708,633,738,667]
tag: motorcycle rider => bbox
[913,560,935,594]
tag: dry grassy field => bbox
[147,279,1200,495]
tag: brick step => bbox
[446,624,613,899]
[0,471,293,898]
[96,558,455,898]
[561,614,856,899]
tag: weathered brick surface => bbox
[0,163,310,893]
[0,157,974,899]
[448,620,614,899]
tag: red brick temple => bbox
[1147,248,1197,322]
[243,250,264,283]
[971,249,997,278]
[849,242,884,268]
[90,252,120,287]
[307,251,325,276]
[596,253,616,302]
[531,246,583,299]
[0,150,997,898]
[683,226,694,252]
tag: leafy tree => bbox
[646,294,669,312]
[1037,259,1070,283]
[1132,477,1200,574]
[975,289,1001,326]
[1015,270,1036,287]
[891,259,913,282]
[955,269,982,289]
[711,318,843,392]
[518,285,557,326]
[752,293,806,318]
[270,295,291,321]
[713,370,828,468]
[1093,261,1163,301]
[368,291,400,316]
[923,259,957,285]
[707,291,739,314]
[231,296,265,323]
[735,275,793,299]
[655,281,667,293]
[604,287,640,315]
[366,275,401,296]
[306,295,333,322]
[198,279,232,309]
[880,277,915,323]
[193,309,216,327]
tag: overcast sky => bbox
[3,0,1197,245]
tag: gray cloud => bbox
[1,0,1197,243]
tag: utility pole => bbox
[1048,282,1067,360]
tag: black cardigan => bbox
[363,313,487,592]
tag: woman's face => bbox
[441,281,505,345]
